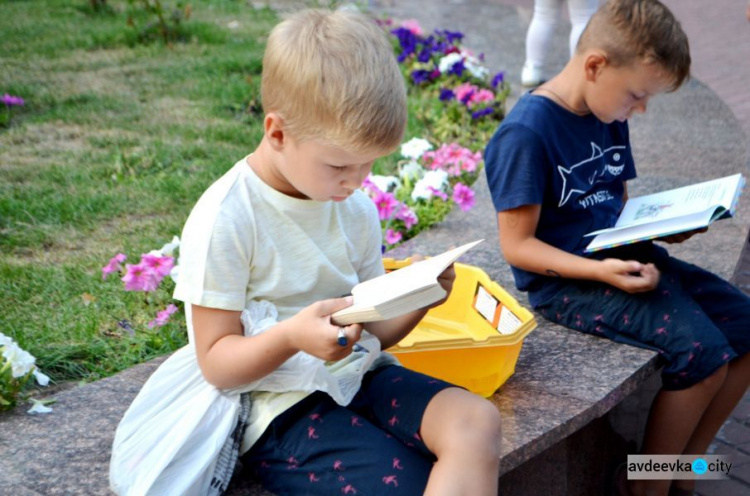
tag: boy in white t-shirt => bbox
[174,8,502,495]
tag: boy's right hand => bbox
[287,297,363,361]
[599,258,660,293]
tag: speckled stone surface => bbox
[1,1,749,495]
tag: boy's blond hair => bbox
[261,9,407,154]
[578,0,690,91]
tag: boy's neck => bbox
[533,65,590,117]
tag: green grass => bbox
[0,0,284,385]
[1,0,437,388]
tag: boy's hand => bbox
[288,297,363,361]
[599,259,660,293]
[658,227,708,244]
[410,254,456,308]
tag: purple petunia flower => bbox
[491,71,505,89]
[471,107,495,120]
[436,29,464,44]
[411,69,432,85]
[448,59,466,77]
[1,94,24,106]
[439,88,455,101]
[391,27,419,60]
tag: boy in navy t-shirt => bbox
[485,1,750,495]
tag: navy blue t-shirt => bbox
[484,93,637,306]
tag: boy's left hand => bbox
[659,227,708,244]
[410,254,456,308]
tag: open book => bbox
[584,173,745,253]
[331,239,483,325]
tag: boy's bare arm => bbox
[192,298,362,389]
[497,205,660,293]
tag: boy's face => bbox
[275,137,383,202]
[586,59,675,124]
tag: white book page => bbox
[587,174,743,237]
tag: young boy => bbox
[484,1,750,495]
[174,8,502,496]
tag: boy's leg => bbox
[537,273,738,496]
[656,256,750,493]
[242,389,436,495]
[354,365,502,496]
[419,388,502,496]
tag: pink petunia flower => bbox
[102,253,127,280]
[147,303,180,328]
[400,19,423,36]
[395,205,418,229]
[140,253,175,278]
[452,183,476,211]
[121,263,160,292]
[385,229,403,245]
[372,190,400,221]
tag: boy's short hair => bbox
[578,0,690,91]
[261,9,407,154]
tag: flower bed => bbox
[368,17,509,249]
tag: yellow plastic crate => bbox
[384,259,536,397]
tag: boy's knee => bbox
[448,394,503,455]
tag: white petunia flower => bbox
[27,398,53,414]
[438,52,464,74]
[400,160,425,181]
[462,52,489,79]
[33,369,50,387]
[159,236,180,257]
[368,175,401,193]
[411,170,449,201]
[400,138,433,160]
[2,342,36,378]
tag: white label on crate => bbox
[497,306,522,335]
[474,285,498,324]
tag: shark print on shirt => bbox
[557,142,627,207]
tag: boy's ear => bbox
[583,51,609,82]
[264,113,286,151]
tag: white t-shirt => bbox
[173,157,389,451]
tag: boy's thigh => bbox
[242,366,454,495]
[536,276,737,390]
[662,254,750,356]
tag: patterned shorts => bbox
[536,244,750,390]
[241,365,456,495]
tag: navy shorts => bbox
[536,244,750,390]
[240,365,456,495]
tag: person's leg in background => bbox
[567,0,599,57]
[522,0,562,87]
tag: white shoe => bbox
[521,62,544,88]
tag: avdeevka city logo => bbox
[627,455,732,480]
[691,458,708,475]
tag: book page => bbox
[332,239,483,323]
[587,174,744,236]
[615,174,742,228]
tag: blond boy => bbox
[175,8,502,495]
[485,1,750,495]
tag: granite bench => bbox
[2,75,748,496]
[3,0,750,489]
